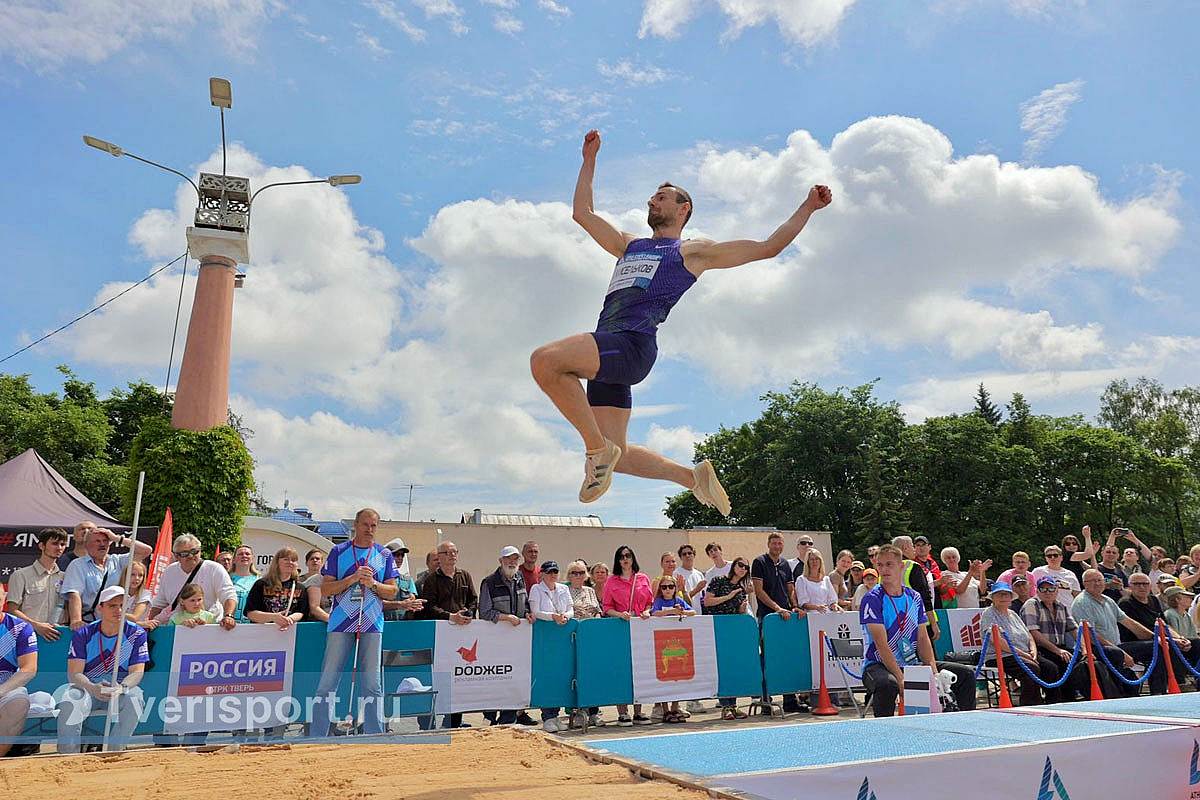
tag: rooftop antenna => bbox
[392,483,426,522]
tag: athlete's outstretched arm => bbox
[572,130,633,259]
[683,185,832,274]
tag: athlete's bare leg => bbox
[593,406,695,488]
[530,333,606,451]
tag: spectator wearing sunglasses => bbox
[1060,526,1099,583]
[143,533,237,630]
[603,545,653,725]
[650,576,694,723]
[1031,546,1081,610]
[1020,577,1090,701]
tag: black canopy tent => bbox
[0,448,157,582]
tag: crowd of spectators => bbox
[4,517,1200,755]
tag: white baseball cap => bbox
[98,585,127,603]
[499,545,520,558]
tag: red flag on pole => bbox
[214,541,221,559]
[146,507,174,598]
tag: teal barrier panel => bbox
[714,614,765,700]
[761,613,813,694]
[932,610,953,660]
[575,617,633,707]
[530,618,577,710]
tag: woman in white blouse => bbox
[528,560,574,732]
[794,550,841,613]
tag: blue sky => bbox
[1,1,1197,527]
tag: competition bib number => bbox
[606,252,662,295]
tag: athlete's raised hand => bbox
[806,184,833,210]
[582,129,601,161]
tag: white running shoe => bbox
[692,459,731,516]
[543,718,561,733]
[579,440,622,503]
[588,713,605,727]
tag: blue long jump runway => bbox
[578,694,1200,799]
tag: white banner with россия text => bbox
[164,624,296,734]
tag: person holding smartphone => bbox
[1107,527,1153,572]
[705,558,752,719]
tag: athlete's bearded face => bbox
[647,188,687,230]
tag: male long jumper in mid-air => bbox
[531,129,832,514]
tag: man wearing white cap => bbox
[0,584,37,757]
[58,585,149,752]
[479,546,536,726]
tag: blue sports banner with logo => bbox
[164,624,297,733]
[431,619,532,713]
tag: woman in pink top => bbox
[603,544,653,726]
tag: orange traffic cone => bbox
[812,631,840,716]
[1081,622,1105,701]
[1159,622,1182,695]
[991,625,1013,708]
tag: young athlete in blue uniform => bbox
[531,129,833,510]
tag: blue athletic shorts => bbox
[586,330,658,409]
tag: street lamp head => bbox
[83,135,123,157]
[209,77,232,109]
[327,175,362,186]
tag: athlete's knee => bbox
[530,344,560,382]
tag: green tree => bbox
[899,413,1040,561]
[124,417,255,554]
[1098,378,1200,551]
[854,448,910,545]
[0,368,124,512]
[1039,426,1148,537]
[664,382,906,550]
[1002,393,1037,449]
[103,381,172,465]
[973,383,1002,428]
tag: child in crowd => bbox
[852,568,879,610]
[169,584,217,628]
[650,576,694,723]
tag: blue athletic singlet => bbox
[595,238,697,335]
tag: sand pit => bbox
[2,728,713,800]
